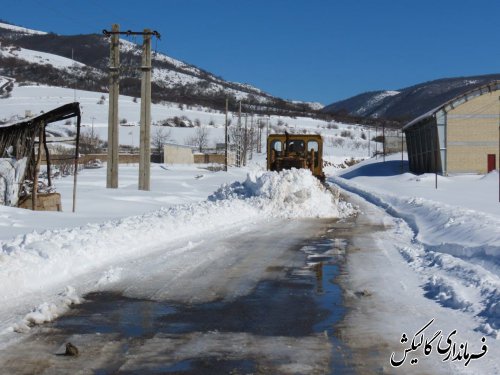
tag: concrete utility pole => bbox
[243,113,248,166]
[139,29,152,191]
[224,98,228,171]
[237,101,242,167]
[107,24,120,188]
[266,116,270,140]
[249,114,254,160]
[90,117,95,140]
[368,128,371,157]
[401,129,404,173]
[383,124,386,162]
[73,113,81,213]
[257,118,262,153]
[103,26,160,191]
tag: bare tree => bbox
[152,126,172,154]
[79,128,103,154]
[257,119,266,153]
[186,126,211,153]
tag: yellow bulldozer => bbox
[267,133,325,181]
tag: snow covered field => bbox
[0,84,499,373]
[0,84,381,163]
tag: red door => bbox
[487,154,496,173]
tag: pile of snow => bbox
[16,286,80,333]
[210,169,352,218]
[0,169,349,334]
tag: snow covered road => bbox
[90,219,327,303]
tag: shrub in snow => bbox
[329,138,345,148]
[340,130,353,139]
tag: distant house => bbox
[404,81,500,175]
[164,143,236,166]
[193,152,236,165]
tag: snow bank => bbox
[13,286,80,333]
[0,169,351,333]
[332,158,500,339]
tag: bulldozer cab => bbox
[267,133,325,181]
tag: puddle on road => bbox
[1,218,358,374]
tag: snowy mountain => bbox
[0,21,319,116]
[0,21,47,35]
[323,74,500,123]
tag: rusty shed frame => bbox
[0,102,81,211]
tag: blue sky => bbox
[2,0,500,105]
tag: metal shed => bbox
[403,81,500,175]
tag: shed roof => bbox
[403,81,500,131]
[0,102,81,130]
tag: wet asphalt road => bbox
[0,218,359,374]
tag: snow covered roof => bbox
[403,80,500,131]
[0,102,81,130]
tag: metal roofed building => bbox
[403,81,500,175]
